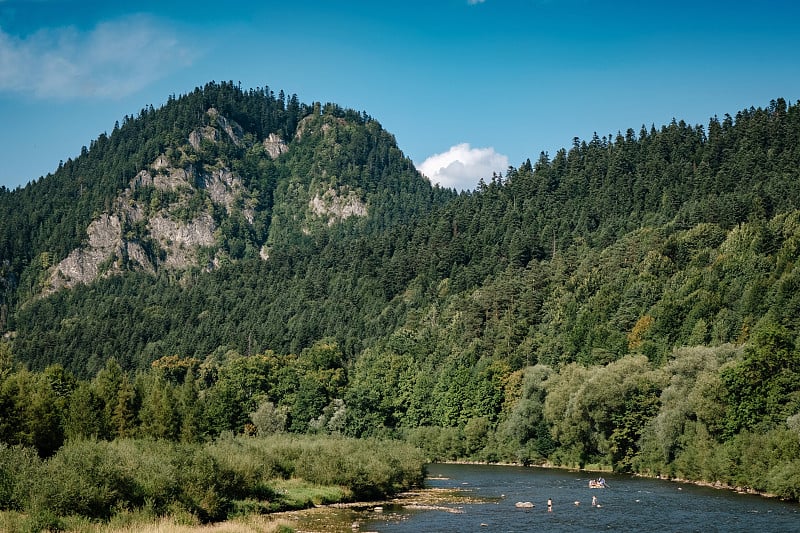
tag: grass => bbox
[270,478,351,508]
[96,515,296,533]
[0,510,296,533]
[0,434,426,531]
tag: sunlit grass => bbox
[96,514,295,533]
[0,434,425,532]
[271,478,351,508]
[0,511,297,533]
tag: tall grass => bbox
[207,434,426,500]
[0,435,425,530]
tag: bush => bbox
[111,439,182,515]
[172,445,234,522]
[7,434,425,525]
[112,439,236,523]
[0,443,41,511]
[292,436,425,499]
[29,439,137,520]
[766,460,800,500]
[210,434,425,502]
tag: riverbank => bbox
[0,435,428,532]
[440,460,791,502]
[269,486,483,533]
[662,476,782,499]
[71,462,796,533]
[69,485,483,533]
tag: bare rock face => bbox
[42,108,294,294]
[48,198,221,292]
[211,109,244,146]
[132,165,194,192]
[203,167,256,223]
[189,108,245,150]
[189,126,221,151]
[148,213,216,268]
[204,168,240,213]
[49,214,123,290]
[263,133,288,159]
[294,114,315,141]
[47,214,155,291]
[294,114,346,142]
[45,109,259,292]
[309,187,368,226]
[125,242,154,273]
[152,154,170,171]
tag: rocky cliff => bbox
[44,107,371,292]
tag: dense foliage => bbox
[0,434,425,529]
[1,83,800,522]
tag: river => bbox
[346,463,798,533]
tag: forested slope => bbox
[1,82,454,373]
[1,86,800,499]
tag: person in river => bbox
[547,498,553,512]
[592,495,598,507]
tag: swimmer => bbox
[592,495,597,507]
[547,498,553,512]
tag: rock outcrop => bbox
[309,187,368,226]
[45,109,270,293]
[263,133,288,159]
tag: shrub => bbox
[766,460,800,500]
[172,445,234,523]
[29,439,137,520]
[8,434,425,525]
[292,436,424,499]
[0,443,41,511]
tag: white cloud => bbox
[0,14,195,100]
[417,143,509,192]
[468,0,486,4]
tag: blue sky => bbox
[1,1,798,192]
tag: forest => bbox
[1,82,800,527]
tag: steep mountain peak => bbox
[2,82,447,314]
[36,98,437,294]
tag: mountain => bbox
[1,84,800,495]
[1,83,448,293]
[0,82,454,372]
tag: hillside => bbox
[0,82,454,371]
[1,85,800,499]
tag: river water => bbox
[355,463,799,533]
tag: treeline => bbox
[404,346,800,501]
[0,341,352,454]
[417,98,800,294]
[1,310,798,505]
[0,340,426,528]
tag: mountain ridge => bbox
[2,84,453,306]
[1,87,799,370]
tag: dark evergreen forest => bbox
[1,83,799,502]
